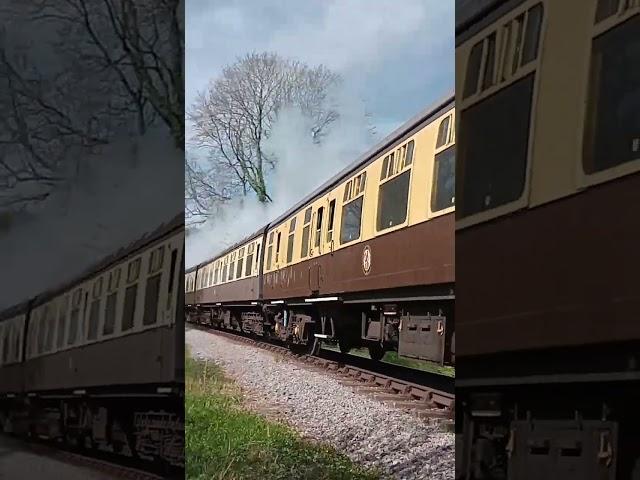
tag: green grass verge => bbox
[322,344,455,377]
[185,349,380,480]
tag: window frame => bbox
[456,0,546,231]
[577,7,640,189]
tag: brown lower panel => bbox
[457,172,640,356]
[25,326,178,392]
[0,363,24,393]
[264,214,454,300]
[196,276,260,304]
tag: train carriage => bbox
[186,96,456,367]
[0,214,185,468]
[455,1,640,478]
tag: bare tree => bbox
[187,52,341,213]
[0,0,184,213]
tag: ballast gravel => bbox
[186,328,454,480]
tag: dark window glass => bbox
[236,258,243,278]
[458,74,535,218]
[314,207,324,248]
[522,4,543,65]
[56,301,67,349]
[482,33,497,90]
[432,146,456,212]
[595,0,619,22]
[501,23,513,82]
[2,328,9,363]
[245,254,254,276]
[229,261,235,280]
[87,300,100,340]
[143,274,161,325]
[256,244,261,265]
[266,245,273,270]
[326,200,336,242]
[436,117,450,148]
[377,170,411,231]
[304,207,312,223]
[37,317,46,353]
[222,264,228,281]
[287,234,294,263]
[340,196,363,244]
[583,14,640,174]
[68,309,79,345]
[512,14,525,74]
[300,226,310,257]
[275,232,281,263]
[44,309,54,351]
[122,284,137,331]
[381,156,389,180]
[463,41,483,99]
[103,293,117,335]
[405,140,415,166]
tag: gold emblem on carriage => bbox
[362,245,372,275]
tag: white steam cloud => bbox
[0,129,183,310]
[185,88,377,268]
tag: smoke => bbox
[0,129,183,310]
[185,87,377,268]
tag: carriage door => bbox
[309,206,324,292]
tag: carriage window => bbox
[340,196,363,244]
[56,297,68,348]
[122,284,137,331]
[522,4,543,65]
[432,146,456,212]
[245,253,254,276]
[381,156,389,180]
[222,264,228,282]
[482,33,497,90]
[127,258,141,283]
[149,246,165,274]
[377,170,411,231]
[44,306,55,351]
[595,0,619,22]
[167,249,178,297]
[236,257,244,278]
[287,217,296,263]
[314,207,324,248]
[103,292,117,336]
[301,206,312,258]
[436,117,450,149]
[13,324,21,362]
[2,325,9,364]
[512,14,525,74]
[68,290,82,345]
[463,41,483,99]
[255,244,261,271]
[229,260,235,280]
[404,140,415,166]
[143,274,162,325]
[267,234,274,269]
[583,14,640,174]
[458,74,534,218]
[275,232,282,264]
[37,311,46,354]
[326,200,336,242]
[87,297,100,340]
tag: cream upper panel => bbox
[197,235,263,290]
[263,106,455,274]
[26,230,183,360]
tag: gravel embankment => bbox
[186,328,454,480]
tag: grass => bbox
[185,348,380,480]
[322,344,455,377]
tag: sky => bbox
[186,0,454,139]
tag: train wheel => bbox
[339,339,352,354]
[368,343,385,361]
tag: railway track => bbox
[188,323,455,424]
[1,433,178,479]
